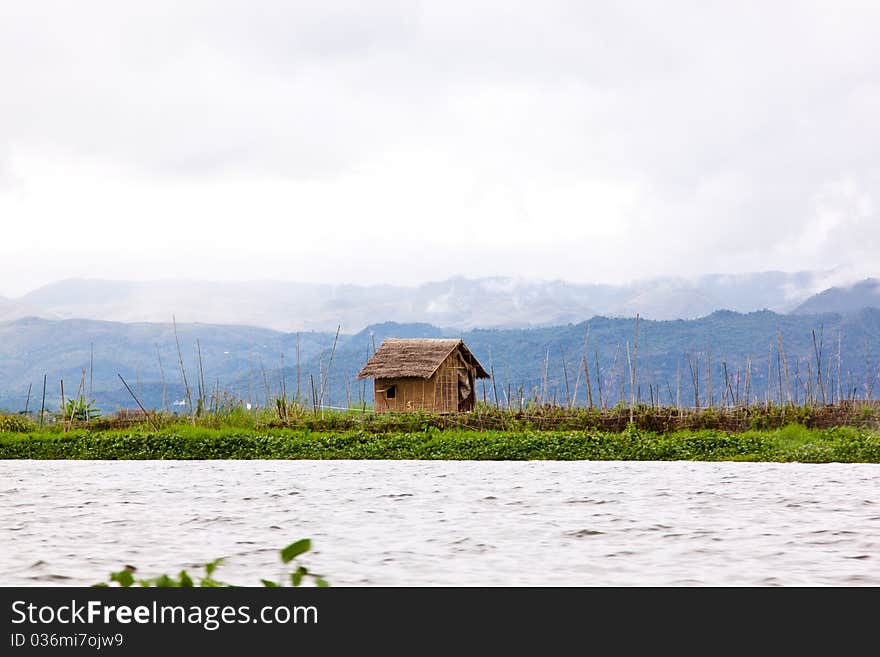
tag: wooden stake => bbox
[583,355,593,410]
[318,325,341,418]
[172,315,193,422]
[630,314,639,423]
[561,350,571,409]
[39,374,47,428]
[118,373,159,430]
[812,327,826,405]
[296,332,302,404]
[89,342,94,399]
[836,330,842,405]
[196,339,207,413]
[156,344,168,412]
[60,379,66,429]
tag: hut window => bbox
[386,385,397,399]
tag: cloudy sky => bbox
[0,1,878,297]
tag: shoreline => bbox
[2,424,879,463]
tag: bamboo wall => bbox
[373,377,435,413]
[373,350,477,413]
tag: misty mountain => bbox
[4,269,854,332]
[0,296,54,322]
[3,310,880,415]
[792,279,880,316]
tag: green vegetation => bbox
[7,400,880,435]
[95,539,329,588]
[2,419,879,462]
[61,396,101,422]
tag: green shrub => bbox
[0,414,33,432]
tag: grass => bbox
[2,422,879,462]
[8,400,880,435]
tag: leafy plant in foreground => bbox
[94,539,329,588]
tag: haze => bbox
[1,1,878,297]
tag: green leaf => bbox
[91,583,109,588]
[205,557,225,577]
[291,567,305,587]
[280,539,311,564]
[153,574,176,587]
[110,570,134,587]
[315,578,330,588]
[178,570,194,587]
[261,579,280,587]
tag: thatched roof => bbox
[356,338,490,380]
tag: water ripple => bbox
[1,460,879,586]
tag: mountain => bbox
[791,279,880,316]
[3,310,878,415]
[0,295,55,322]
[8,269,858,331]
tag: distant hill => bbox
[792,279,880,316]
[0,295,55,322]
[3,309,879,414]
[3,269,856,331]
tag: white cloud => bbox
[1,1,879,296]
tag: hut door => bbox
[457,370,474,412]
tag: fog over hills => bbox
[792,279,880,316]
[0,295,56,323]
[3,269,861,331]
[4,309,880,415]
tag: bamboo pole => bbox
[583,355,593,410]
[71,368,86,428]
[706,341,711,408]
[541,348,549,404]
[807,361,814,406]
[296,332,302,404]
[608,344,620,408]
[39,374,47,428]
[722,361,733,408]
[626,341,633,411]
[197,339,207,414]
[837,330,842,405]
[630,314,639,423]
[156,344,168,412]
[172,315,193,422]
[60,379,66,429]
[310,374,318,413]
[812,327,826,405]
[491,361,499,410]
[744,355,752,406]
[318,325,341,418]
[676,359,682,413]
[280,353,287,405]
[260,360,271,408]
[118,373,159,430]
[776,330,792,405]
[561,350,571,410]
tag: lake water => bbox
[1,460,878,586]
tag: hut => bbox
[356,338,490,413]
